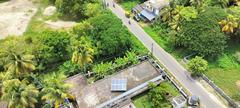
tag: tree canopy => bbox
[73,12,133,57]
[187,56,208,76]
[34,30,71,66]
[177,7,228,57]
[55,0,98,19]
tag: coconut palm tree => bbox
[1,79,39,108]
[41,72,74,108]
[189,0,203,9]
[71,37,94,72]
[212,0,229,7]
[0,39,35,78]
[219,14,239,33]
[160,6,174,23]
[220,0,230,7]
[169,5,184,31]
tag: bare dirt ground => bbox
[0,0,37,39]
[44,20,76,30]
[236,80,240,89]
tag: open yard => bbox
[132,81,180,108]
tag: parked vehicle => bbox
[188,95,200,107]
[133,15,140,22]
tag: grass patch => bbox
[206,41,240,102]
[130,34,148,55]
[120,0,144,12]
[143,26,170,50]
[161,81,180,97]
[142,25,186,61]
[133,93,153,108]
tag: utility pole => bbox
[102,0,106,9]
[151,43,153,56]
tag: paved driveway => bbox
[105,1,227,108]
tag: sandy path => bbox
[0,0,37,39]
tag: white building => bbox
[132,0,169,21]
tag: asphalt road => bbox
[105,1,227,108]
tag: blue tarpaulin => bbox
[140,10,156,21]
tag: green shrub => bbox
[93,62,113,80]
[58,61,81,76]
[218,54,239,69]
[55,0,97,19]
[93,51,139,81]
[234,51,240,63]
[33,30,71,65]
[148,86,166,107]
[232,92,240,102]
[125,51,139,65]
[148,82,179,107]
[114,57,128,69]
[87,13,132,56]
[187,56,208,76]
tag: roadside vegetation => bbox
[0,0,147,107]
[117,0,145,11]
[119,0,240,102]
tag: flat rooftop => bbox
[65,61,160,108]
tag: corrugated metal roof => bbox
[140,10,156,21]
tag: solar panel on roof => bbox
[111,79,127,91]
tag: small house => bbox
[132,0,169,21]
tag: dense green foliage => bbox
[55,0,98,19]
[58,61,81,76]
[0,38,35,79]
[33,31,71,66]
[148,83,166,107]
[93,62,113,80]
[93,51,139,80]
[147,82,179,108]
[133,81,179,108]
[233,51,240,63]
[2,79,39,108]
[87,12,133,57]
[177,7,228,57]
[41,72,73,108]
[187,56,208,76]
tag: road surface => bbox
[105,1,227,108]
